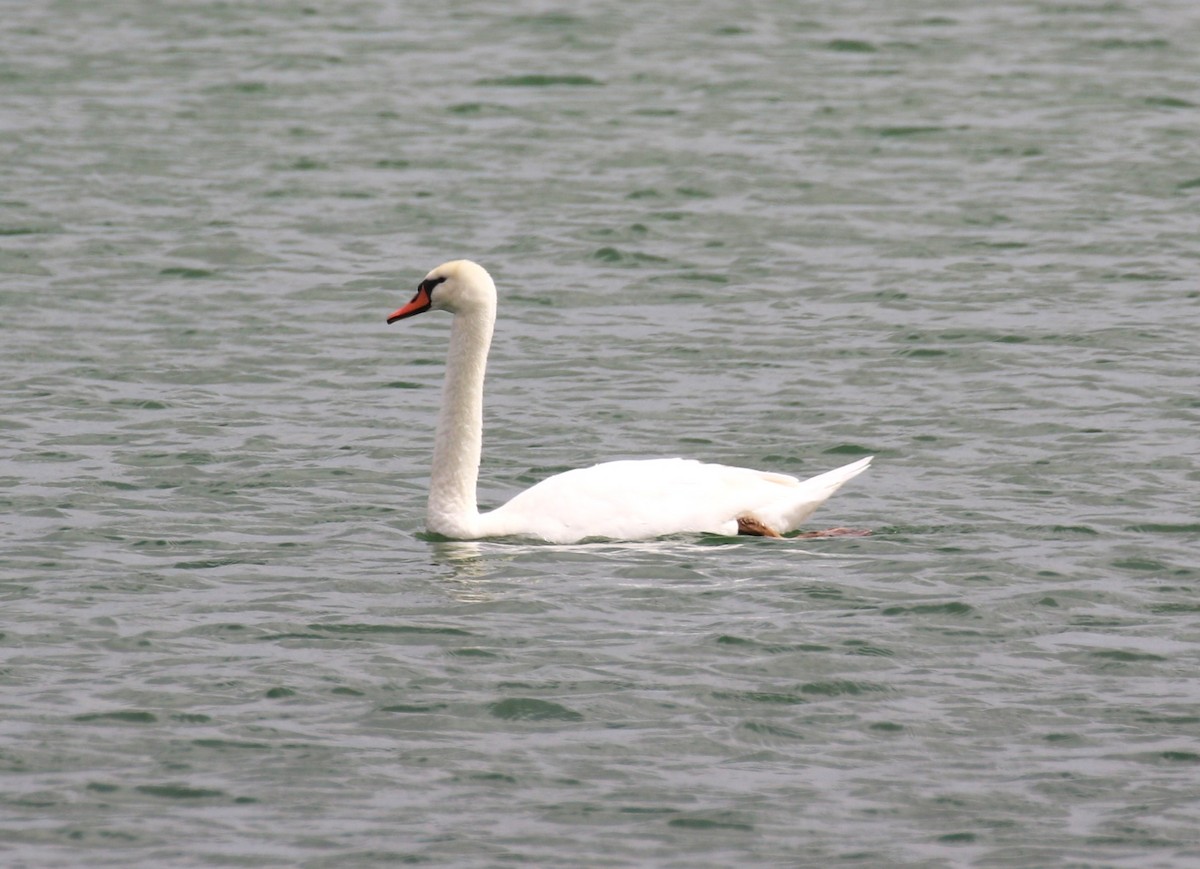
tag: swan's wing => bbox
[479,456,871,543]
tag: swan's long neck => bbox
[427,300,495,538]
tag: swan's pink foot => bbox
[792,527,872,539]
[737,516,782,538]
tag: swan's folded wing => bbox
[481,456,871,542]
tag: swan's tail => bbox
[764,456,873,533]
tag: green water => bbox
[3,1,1199,866]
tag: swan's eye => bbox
[420,275,448,294]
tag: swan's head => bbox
[387,260,496,324]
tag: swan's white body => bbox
[388,260,871,544]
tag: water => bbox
[3,1,1199,866]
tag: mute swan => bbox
[387,260,871,543]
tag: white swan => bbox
[387,260,871,543]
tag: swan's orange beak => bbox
[386,285,433,324]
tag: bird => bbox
[386,259,871,543]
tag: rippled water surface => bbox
[4,1,1200,866]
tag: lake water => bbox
[3,1,1199,866]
